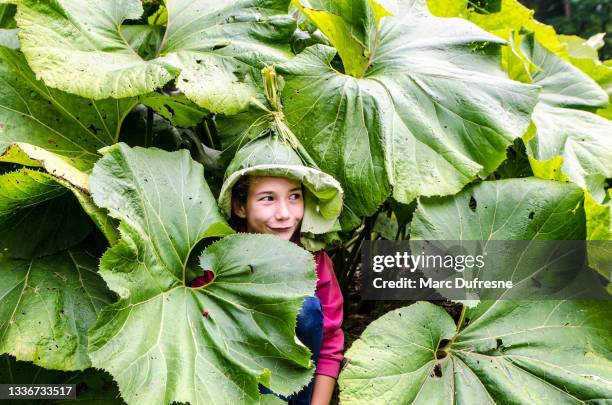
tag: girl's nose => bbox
[275,200,290,220]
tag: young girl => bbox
[216,135,345,405]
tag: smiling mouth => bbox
[269,226,293,232]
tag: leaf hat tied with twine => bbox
[218,67,344,250]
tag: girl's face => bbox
[233,176,304,240]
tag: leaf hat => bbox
[218,134,344,243]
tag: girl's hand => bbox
[310,374,336,405]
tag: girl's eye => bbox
[259,196,273,202]
[289,193,302,200]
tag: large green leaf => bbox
[585,191,612,277]
[15,0,295,114]
[0,46,129,245]
[408,178,608,300]
[278,0,538,217]
[520,35,612,203]
[139,93,208,128]
[586,191,612,241]
[596,66,612,119]
[560,35,612,119]
[293,0,392,77]
[0,143,120,248]
[0,141,97,258]
[426,0,567,58]
[0,47,136,171]
[0,168,92,258]
[561,33,607,66]
[411,177,586,241]
[88,144,316,405]
[425,0,572,95]
[0,248,114,371]
[339,300,612,404]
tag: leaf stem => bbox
[155,1,170,58]
[262,66,281,112]
[359,25,380,78]
[455,303,467,334]
[152,7,163,26]
[202,118,215,149]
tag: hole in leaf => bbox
[436,339,450,359]
[213,44,229,51]
[189,270,215,288]
[528,211,535,220]
[163,104,175,117]
[430,363,443,378]
[469,196,477,212]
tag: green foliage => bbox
[88,145,316,404]
[410,177,610,300]
[534,0,612,60]
[0,169,92,258]
[559,33,612,119]
[277,2,539,218]
[15,0,294,113]
[0,47,136,171]
[427,0,568,56]
[519,34,612,203]
[340,300,612,404]
[0,249,114,370]
[412,177,587,240]
[292,0,392,77]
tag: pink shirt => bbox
[191,250,345,379]
[313,250,344,378]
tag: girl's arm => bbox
[311,375,336,405]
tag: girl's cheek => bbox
[291,200,305,213]
[252,202,274,216]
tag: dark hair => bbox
[229,175,250,231]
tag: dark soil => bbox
[342,266,464,348]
